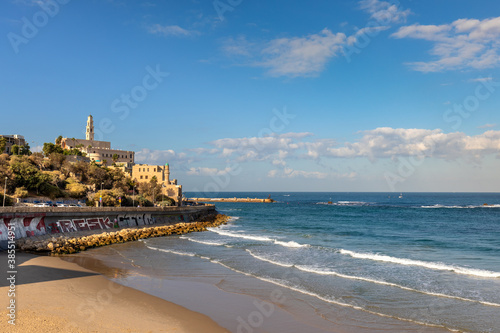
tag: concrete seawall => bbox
[0,205,216,248]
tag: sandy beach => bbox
[0,252,229,333]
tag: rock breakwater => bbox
[17,214,230,255]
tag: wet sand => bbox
[0,252,229,333]
[62,241,450,333]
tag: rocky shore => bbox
[17,214,230,255]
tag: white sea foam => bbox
[246,250,294,267]
[209,229,274,242]
[316,201,369,206]
[180,236,227,246]
[274,240,309,248]
[421,204,500,209]
[145,245,196,257]
[208,228,308,248]
[210,260,450,331]
[295,265,500,307]
[339,249,500,278]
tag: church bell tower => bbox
[86,115,94,141]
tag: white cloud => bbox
[468,76,494,82]
[135,148,188,164]
[359,0,411,24]
[478,123,496,129]
[210,132,312,157]
[31,145,43,153]
[187,148,219,155]
[220,1,408,78]
[148,24,198,37]
[187,167,232,176]
[392,16,500,72]
[267,167,328,179]
[222,36,254,56]
[259,28,346,77]
[346,26,391,45]
[324,127,500,160]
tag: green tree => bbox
[47,153,66,170]
[14,186,28,198]
[0,137,6,154]
[9,155,49,194]
[29,152,44,170]
[11,145,19,155]
[0,194,13,206]
[43,142,64,157]
[19,143,31,156]
[112,154,119,165]
[55,135,63,146]
[66,177,87,198]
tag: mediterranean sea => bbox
[70,192,500,332]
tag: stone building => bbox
[0,134,26,155]
[132,163,182,203]
[61,115,134,166]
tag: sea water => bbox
[76,192,500,332]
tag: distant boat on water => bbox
[399,193,403,198]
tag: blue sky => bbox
[2,0,500,193]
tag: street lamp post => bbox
[153,187,156,207]
[132,186,135,207]
[2,177,7,208]
[162,184,166,206]
[100,182,103,207]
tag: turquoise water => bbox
[88,192,500,332]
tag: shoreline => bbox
[0,251,229,332]
[63,240,451,333]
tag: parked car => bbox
[57,203,69,207]
[34,203,50,207]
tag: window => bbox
[147,168,149,172]
[145,176,148,179]
[153,168,156,172]
[140,176,143,179]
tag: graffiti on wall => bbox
[1,213,158,241]
[0,215,46,240]
[115,213,155,228]
[46,217,115,234]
